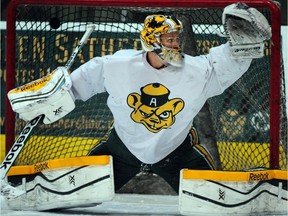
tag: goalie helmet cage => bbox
[5,0,287,170]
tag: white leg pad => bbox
[7,156,114,211]
[179,169,288,215]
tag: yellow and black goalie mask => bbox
[140,14,184,67]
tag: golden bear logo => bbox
[127,83,184,133]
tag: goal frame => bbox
[5,0,282,168]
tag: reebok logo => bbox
[0,116,41,172]
[20,78,48,92]
[34,162,49,173]
[249,172,269,181]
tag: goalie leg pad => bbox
[7,156,115,211]
[179,169,288,215]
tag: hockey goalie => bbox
[3,2,286,215]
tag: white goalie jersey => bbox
[70,43,252,164]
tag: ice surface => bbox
[2,193,286,216]
[0,193,181,216]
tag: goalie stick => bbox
[0,115,43,179]
[0,24,96,198]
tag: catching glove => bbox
[222,2,271,59]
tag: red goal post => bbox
[4,0,286,170]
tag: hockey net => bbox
[4,0,287,171]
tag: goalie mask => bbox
[140,15,184,67]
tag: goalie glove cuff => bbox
[229,43,265,59]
